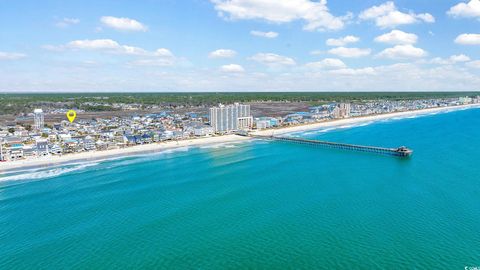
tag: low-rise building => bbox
[255,117,279,130]
[459,96,473,104]
[83,137,96,151]
[8,143,24,160]
[36,140,49,156]
[194,126,214,136]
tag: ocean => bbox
[1,108,480,269]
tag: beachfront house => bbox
[23,146,37,158]
[123,135,138,145]
[284,112,311,124]
[3,137,24,160]
[254,117,279,130]
[83,137,96,151]
[36,140,49,156]
[193,126,214,137]
[183,122,214,137]
[63,139,80,153]
[141,134,153,144]
[49,144,63,155]
[95,140,108,151]
[8,144,24,160]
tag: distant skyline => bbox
[1,0,480,92]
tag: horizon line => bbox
[1,90,480,94]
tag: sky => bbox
[1,0,480,92]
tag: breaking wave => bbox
[0,162,100,182]
[288,120,377,137]
[200,142,245,149]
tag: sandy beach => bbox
[252,104,480,136]
[1,104,479,173]
[0,135,251,173]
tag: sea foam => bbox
[0,162,99,182]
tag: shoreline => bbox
[1,104,479,173]
[252,104,480,136]
[0,135,251,173]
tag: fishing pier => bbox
[244,133,413,157]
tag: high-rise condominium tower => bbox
[209,103,253,133]
[33,109,44,130]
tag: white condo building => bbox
[209,103,253,133]
[339,103,351,118]
[331,103,351,119]
[33,109,44,130]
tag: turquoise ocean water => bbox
[1,108,480,269]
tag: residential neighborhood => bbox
[1,96,479,162]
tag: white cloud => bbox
[152,48,172,57]
[305,58,346,69]
[249,53,296,66]
[211,0,349,31]
[455,33,480,45]
[416,13,435,23]
[46,39,178,66]
[55,17,80,28]
[428,57,450,65]
[329,67,376,76]
[428,54,471,65]
[450,54,471,62]
[65,39,149,55]
[359,1,435,28]
[50,39,175,58]
[128,51,187,67]
[376,11,418,27]
[377,44,427,59]
[100,16,147,32]
[447,0,480,18]
[250,30,279,38]
[326,35,359,46]
[67,39,123,50]
[209,49,237,58]
[466,60,480,68]
[328,47,371,58]
[220,64,245,72]
[0,51,26,60]
[359,1,396,19]
[374,30,418,45]
[4,61,480,92]
[120,46,149,55]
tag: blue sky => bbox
[1,0,480,92]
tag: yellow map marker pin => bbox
[66,110,77,123]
